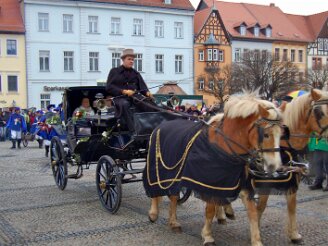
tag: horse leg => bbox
[256,195,269,226]
[168,195,182,233]
[286,192,302,244]
[224,203,236,220]
[215,205,227,225]
[149,196,162,223]
[240,190,262,246]
[201,202,216,246]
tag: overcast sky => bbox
[190,0,328,15]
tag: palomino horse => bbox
[216,89,328,243]
[143,93,283,246]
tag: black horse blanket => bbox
[143,119,249,203]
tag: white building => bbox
[24,0,194,108]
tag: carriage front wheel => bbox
[22,133,28,147]
[177,187,192,205]
[50,136,68,190]
[96,155,122,214]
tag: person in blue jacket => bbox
[6,107,27,149]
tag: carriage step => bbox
[66,174,83,179]
[118,168,144,175]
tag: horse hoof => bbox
[148,215,157,223]
[204,242,216,246]
[171,226,182,233]
[217,219,227,225]
[291,238,303,244]
[225,213,236,220]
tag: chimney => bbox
[269,3,275,7]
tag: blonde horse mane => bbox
[283,89,328,131]
[208,91,281,124]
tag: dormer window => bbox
[266,27,272,37]
[254,26,259,37]
[240,25,246,36]
[164,0,172,4]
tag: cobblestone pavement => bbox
[0,141,328,246]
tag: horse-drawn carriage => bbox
[50,86,193,213]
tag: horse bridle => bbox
[309,99,328,136]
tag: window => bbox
[218,50,224,62]
[111,17,120,34]
[240,25,246,36]
[266,27,272,37]
[64,51,74,71]
[282,49,288,61]
[88,16,98,33]
[199,50,204,61]
[6,40,17,55]
[199,80,204,90]
[134,53,143,72]
[40,94,51,110]
[164,0,172,4]
[207,49,213,61]
[324,39,328,51]
[209,81,214,90]
[298,50,303,62]
[89,52,99,71]
[63,14,73,33]
[174,22,183,38]
[175,55,183,73]
[7,75,18,92]
[312,57,322,69]
[212,49,218,61]
[155,54,164,73]
[254,27,259,37]
[155,20,164,38]
[243,49,250,60]
[38,13,49,31]
[274,48,280,61]
[112,53,121,68]
[261,50,268,60]
[290,49,295,62]
[318,38,324,50]
[133,19,143,36]
[254,50,260,60]
[39,50,50,71]
[235,48,241,62]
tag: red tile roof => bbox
[195,0,313,42]
[88,0,194,11]
[0,0,25,33]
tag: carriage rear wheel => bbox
[50,136,68,190]
[96,155,122,214]
[177,187,192,205]
[22,133,28,147]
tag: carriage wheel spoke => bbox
[97,171,106,181]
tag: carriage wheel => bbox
[177,187,192,205]
[22,133,28,147]
[50,136,68,190]
[96,155,122,214]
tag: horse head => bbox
[209,93,283,173]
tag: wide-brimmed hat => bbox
[47,104,56,111]
[121,49,136,59]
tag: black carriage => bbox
[50,86,193,213]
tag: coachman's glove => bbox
[146,91,154,99]
[122,89,135,97]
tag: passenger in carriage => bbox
[72,98,95,118]
[106,48,155,132]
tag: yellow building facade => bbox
[0,34,27,108]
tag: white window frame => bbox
[290,49,295,62]
[38,13,49,32]
[64,51,74,72]
[234,48,241,62]
[240,25,246,36]
[199,80,204,90]
[111,17,121,35]
[207,49,213,61]
[112,52,121,68]
[318,38,324,50]
[254,27,259,37]
[63,14,73,33]
[89,52,99,71]
[175,55,183,74]
[174,22,183,39]
[155,54,164,73]
[266,27,272,37]
[7,75,18,92]
[209,80,214,90]
[298,50,303,63]
[218,50,224,62]
[6,39,17,56]
[88,16,98,33]
[212,49,218,61]
[134,53,143,72]
[155,20,164,38]
[39,50,50,72]
[324,39,328,51]
[40,94,51,110]
[133,18,143,36]
[199,50,204,61]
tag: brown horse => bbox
[216,89,328,244]
[144,93,283,246]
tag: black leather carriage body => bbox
[134,112,183,136]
